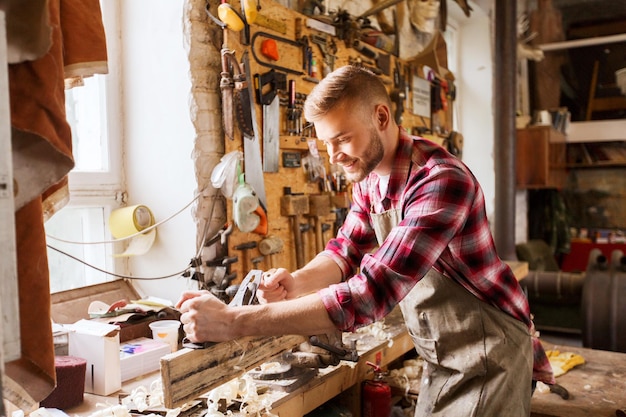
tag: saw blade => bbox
[263,96,280,173]
[241,51,267,209]
[235,88,254,137]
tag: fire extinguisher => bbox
[361,361,391,417]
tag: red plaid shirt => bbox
[318,128,554,384]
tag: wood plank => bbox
[531,342,626,417]
[160,334,307,408]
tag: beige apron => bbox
[371,208,533,417]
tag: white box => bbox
[120,337,170,382]
[67,319,121,396]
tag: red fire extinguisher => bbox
[361,361,391,417]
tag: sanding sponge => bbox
[40,356,87,410]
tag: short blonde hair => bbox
[303,65,392,122]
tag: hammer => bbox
[259,236,284,269]
[307,194,331,254]
[299,222,312,264]
[234,241,257,274]
[280,192,309,269]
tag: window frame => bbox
[68,0,123,193]
[47,0,126,294]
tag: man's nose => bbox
[326,143,343,164]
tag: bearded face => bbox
[314,106,386,184]
[341,126,385,183]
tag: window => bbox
[45,2,124,293]
[46,203,117,293]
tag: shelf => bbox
[516,126,567,189]
[567,120,626,143]
[566,162,626,169]
[566,140,626,168]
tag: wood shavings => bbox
[87,404,132,417]
[387,358,424,395]
[117,378,179,416]
[122,386,149,412]
[259,362,283,372]
[356,321,395,347]
[206,374,278,416]
[535,381,551,394]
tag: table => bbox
[531,342,626,417]
[54,261,531,416]
[61,308,415,417]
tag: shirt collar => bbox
[382,127,413,203]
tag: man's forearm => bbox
[232,293,337,338]
[290,254,344,298]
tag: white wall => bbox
[455,6,530,244]
[120,0,197,302]
[455,10,496,221]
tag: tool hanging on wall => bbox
[285,79,305,136]
[206,2,245,141]
[238,0,259,45]
[310,34,338,77]
[281,189,309,269]
[254,69,286,173]
[219,48,244,141]
[251,31,305,75]
[258,236,283,269]
[205,0,244,32]
[239,0,258,25]
[238,51,268,215]
[233,181,261,233]
[390,61,406,125]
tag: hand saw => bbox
[255,69,286,173]
[237,51,267,210]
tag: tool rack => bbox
[217,0,455,282]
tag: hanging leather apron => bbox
[371,208,533,417]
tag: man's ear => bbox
[375,104,391,129]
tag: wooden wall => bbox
[213,0,453,281]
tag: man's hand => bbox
[258,268,295,303]
[176,290,234,343]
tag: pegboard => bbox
[207,0,454,283]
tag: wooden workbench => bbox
[531,342,626,417]
[264,308,414,416]
[57,261,529,416]
[60,308,414,417]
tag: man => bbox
[177,65,554,416]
